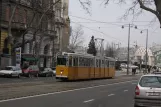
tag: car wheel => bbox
[9,74,12,78]
[51,73,54,77]
[45,74,47,77]
[17,74,21,78]
[28,74,32,78]
[36,73,39,78]
[134,104,140,107]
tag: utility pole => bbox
[52,6,56,67]
[127,24,130,75]
[146,29,148,72]
[141,29,148,73]
[122,24,137,75]
[0,0,2,69]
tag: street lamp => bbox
[122,24,137,75]
[140,29,148,72]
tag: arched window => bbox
[4,38,8,48]
[44,44,50,55]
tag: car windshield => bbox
[44,68,48,71]
[4,67,13,70]
[139,76,161,88]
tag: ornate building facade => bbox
[1,0,70,69]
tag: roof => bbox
[6,66,16,68]
[141,74,161,77]
[135,47,153,57]
[60,52,116,61]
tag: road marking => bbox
[132,83,137,85]
[124,90,128,92]
[83,99,94,103]
[0,80,137,103]
[12,80,22,82]
[108,94,115,97]
[100,90,108,93]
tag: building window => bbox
[6,5,10,21]
[14,8,19,22]
[23,9,27,23]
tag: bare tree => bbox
[69,25,84,52]
[105,42,117,58]
[8,0,62,49]
[79,0,161,28]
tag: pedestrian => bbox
[148,67,151,74]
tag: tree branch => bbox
[138,0,157,15]
[79,0,91,14]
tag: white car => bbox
[52,67,56,76]
[120,63,138,69]
[0,66,22,78]
[120,63,127,68]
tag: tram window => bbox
[69,56,72,66]
[90,59,93,67]
[106,61,109,67]
[85,58,88,67]
[109,62,112,67]
[102,60,104,67]
[109,61,115,67]
[99,59,101,67]
[88,58,90,67]
[79,57,83,67]
[83,58,86,66]
[96,59,99,67]
[84,58,87,66]
[73,57,78,67]
[107,61,109,67]
[105,60,107,67]
[57,57,66,65]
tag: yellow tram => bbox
[56,52,116,80]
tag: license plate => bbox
[148,92,160,96]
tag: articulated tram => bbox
[56,52,116,80]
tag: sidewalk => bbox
[116,69,143,76]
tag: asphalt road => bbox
[0,71,130,84]
[0,76,57,84]
[0,80,137,107]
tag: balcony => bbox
[1,21,27,30]
[55,17,64,25]
[44,30,56,38]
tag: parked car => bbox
[120,63,138,69]
[52,67,56,75]
[0,66,22,78]
[39,68,55,77]
[134,74,161,107]
[120,63,127,69]
[22,65,39,77]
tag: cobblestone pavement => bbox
[0,75,141,100]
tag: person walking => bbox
[148,67,151,74]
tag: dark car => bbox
[22,65,39,77]
[39,68,55,77]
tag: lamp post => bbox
[122,24,137,75]
[140,29,148,73]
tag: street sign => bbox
[15,47,21,67]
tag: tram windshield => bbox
[57,57,67,65]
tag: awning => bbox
[22,57,39,61]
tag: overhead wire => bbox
[71,21,137,46]
[69,15,154,26]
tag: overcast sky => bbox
[69,0,161,48]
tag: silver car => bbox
[134,74,161,107]
[0,66,22,78]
